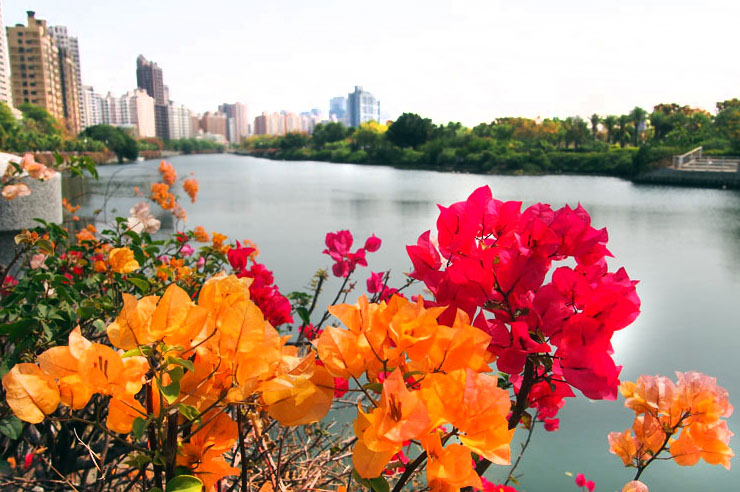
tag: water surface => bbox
[75,154,740,491]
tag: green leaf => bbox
[36,239,54,254]
[296,306,311,325]
[157,370,182,404]
[122,346,154,358]
[132,417,148,441]
[129,276,150,294]
[352,469,390,492]
[166,356,194,373]
[0,416,23,440]
[178,403,200,422]
[362,382,383,393]
[148,489,163,492]
[0,318,34,338]
[165,475,203,492]
[93,319,107,332]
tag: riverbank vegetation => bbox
[0,102,225,163]
[241,99,740,176]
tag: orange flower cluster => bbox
[609,372,734,471]
[2,276,334,489]
[75,224,98,245]
[108,247,139,274]
[316,295,514,489]
[212,232,229,253]
[151,182,177,210]
[62,198,80,214]
[183,178,199,203]
[193,226,210,242]
[158,160,177,185]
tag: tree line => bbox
[241,99,740,176]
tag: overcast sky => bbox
[4,0,740,126]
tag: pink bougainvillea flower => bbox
[543,418,559,432]
[364,234,382,252]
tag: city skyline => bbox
[4,0,740,126]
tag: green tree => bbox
[715,99,740,151]
[280,132,310,151]
[617,115,630,147]
[18,103,62,136]
[386,113,434,148]
[629,106,647,146]
[312,122,348,147]
[589,114,601,141]
[602,115,617,144]
[80,124,138,163]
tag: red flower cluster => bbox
[323,230,381,278]
[406,186,640,412]
[227,241,293,327]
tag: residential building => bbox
[346,86,380,127]
[136,54,169,140]
[118,88,155,137]
[219,102,248,143]
[49,25,84,129]
[168,101,193,140]
[329,96,346,124]
[81,85,103,127]
[253,112,267,135]
[7,12,65,125]
[0,0,12,106]
[199,111,227,140]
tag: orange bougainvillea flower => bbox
[259,356,334,426]
[107,293,159,349]
[158,160,177,185]
[2,363,60,423]
[107,394,146,434]
[109,247,139,274]
[183,178,199,203]
[193,226,210,242]
[423,431,483,492]
[211,232,228,253]
[151,182,177,210]
[621,481,649,492]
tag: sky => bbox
[4,0,740,126]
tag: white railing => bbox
[672,146,740,172]
[673,146,703,168]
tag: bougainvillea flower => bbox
[106,394,146,434]
[2,183,31,200]
[608,428,639,466]
[316,325,374,379]
[621,481,649,492]
[108,247,140,274]
[575,473,595,492]
[107,293,160,349]
[423,431,483,492]
[2,363,60,423]
[259,356,334,426]
[183,178,199,202]
[477,478,519,491]
[364,234,382,252]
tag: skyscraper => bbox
[136,54,169,140]
[49,25,84,130]
[7,12,65,125]
[346,86,380,127]
[329,96,346,124]
[0,0,12,106]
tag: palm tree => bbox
[589,114,601,141]
[629,107,648,146]
[603,116,617,144]
[618,115,630,148]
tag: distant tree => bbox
[617,115,630,147]
[0,102,18,149]
[589,113,601,141]
[715,99,740,151]
[312,122,348,147]
[80,124,138,162]
[629,106,648,146]
[18,103,62,136]
[352,121,387,151]
[386,113,434,148]
[280,132,310,151]
[603,115,617,144]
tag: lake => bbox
[73,154,740,491]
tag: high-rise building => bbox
[136,54,169,140]
[346,86,380,127]
[168,101,193,140]
[218,102,249,143]
[7,12,65,124]
[0,0,13,106]
[117,88,155,137]
[49,25,84,130]
[329,96,346,124]
[81,85,103,127]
